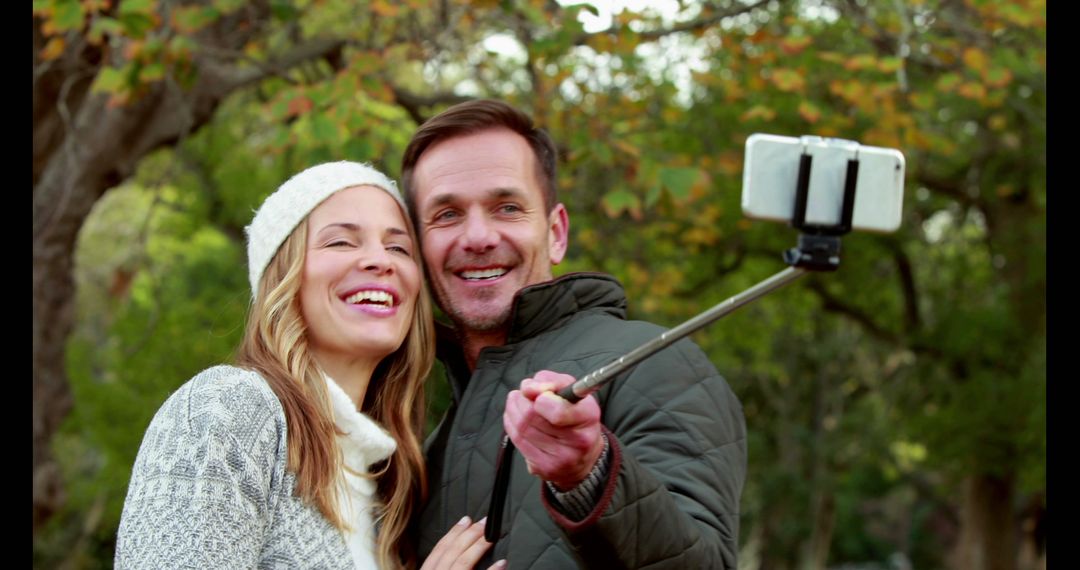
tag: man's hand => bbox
[503,370,605,490]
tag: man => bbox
[401,99,746,569]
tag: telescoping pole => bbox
[557,265,808,402]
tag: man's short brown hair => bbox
[400,99,559,221]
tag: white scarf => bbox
[325,376,398,569]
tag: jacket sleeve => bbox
[115,368,284,569]
[542,337,747,569]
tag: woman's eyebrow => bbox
[315,222,361,233]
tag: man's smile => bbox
[458,267,510,281]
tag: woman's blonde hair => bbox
[235,209,433,569]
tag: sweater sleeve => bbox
[115,367,286,569]
[543,338,747,569]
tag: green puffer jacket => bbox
[417,273,747,569]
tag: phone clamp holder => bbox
[782,148,859,271]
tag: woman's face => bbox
[300,185,420,368]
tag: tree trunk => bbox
[949,473,1017,570]
[799,490,835,570]
[1016,492,1045,570]
[799,367,836,570]
[33,80,201,530]
[30,1,332,530]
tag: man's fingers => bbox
[521,379,555,400]
[503,390,535,439]
[521,370,576,398]
[533,391,600,428]
[532,370,576,387]
[506,393,575,444]
[506,386,601,453]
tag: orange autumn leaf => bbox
[963,48,988,73]
[371,0,400,17]
[799,101,822,123]
[740,105,776,122]
[771,68,806,92]
[958,82,987,100]
[844,54,878,71]
[287,96,314,117]
[41,37,66,61]
[780,35,812,55]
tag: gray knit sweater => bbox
[115,365,390,569]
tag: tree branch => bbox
[805,274,950,362]
[389,86,473,125]
[172,147,246,243]
[915,169,983,211]
[570,0,771,47]
[875,237,921,333]
[835,0,951,72]
[200,37,348,94]
[638,0,771,41]
[806,277,902,346]
[675,245,747,299]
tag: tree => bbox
[34,0,362,530]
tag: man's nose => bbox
[461,213,498,253]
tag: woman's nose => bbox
[358,245,393,274]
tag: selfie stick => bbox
[559,149,857,405]
[556,266,806,401]
[485,147,860,542]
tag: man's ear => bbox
[548,203,569,265]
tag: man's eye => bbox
[434,210,459,222]
[499,204,521,214]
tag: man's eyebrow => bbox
[427,193,457,209]
[427,187,526,208]
[490,187,525,200]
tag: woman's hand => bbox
[420,516,505,570]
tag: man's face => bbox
[411,128,568,336]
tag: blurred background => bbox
[33,0,1045,568]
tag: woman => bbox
[115,162,497,569]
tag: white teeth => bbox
[345,290,394,306]
[460,268,508,280]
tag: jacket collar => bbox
[435,272,628,401]
[505,272,627,343]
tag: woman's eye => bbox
[387,245,411,255]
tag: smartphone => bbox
[741,134,906,233]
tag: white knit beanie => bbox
[245,161,405,299]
